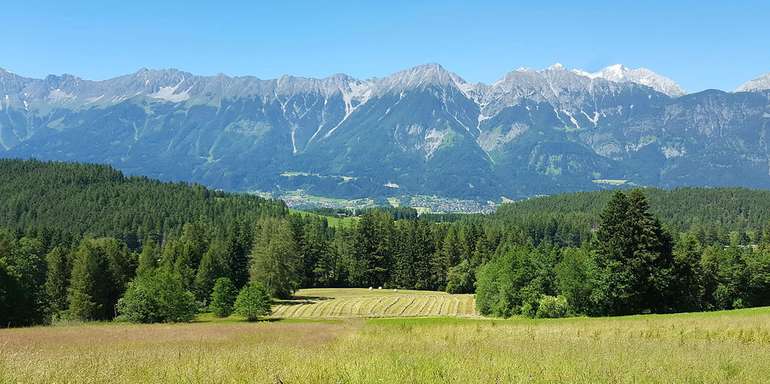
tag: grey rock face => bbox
[1,64,769,200]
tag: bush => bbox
[535,295,570,318]
[520,301,537,318]
[210,277,237,317]
[117,269,197,323]
[475,246,557,318]
[234,282,272,321]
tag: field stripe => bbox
[422,296,436,316]
[271,305,286,316]
[382,297,401,316]
[413,296,431,316]
[438,296,449,315]
[315,300,332,317]
[450,297,460,315]
[351,298,366,316]
[370,297,387,316]
[458,297,468,315]
[333,299,350,317]
[307,300,327,317]
[390,296,410,316]
[398,297,416,316]
[334,299,349,317]
[357,298,374,316]
[283,303,304,318]
[289,304,306,318]
[369,297,386,316]
[298,302,317,317]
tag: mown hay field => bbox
[2,307,770,383]
[271,288,477,318]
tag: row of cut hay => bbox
[271,294,477,318]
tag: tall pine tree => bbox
[250,218,300,298]
[593,190,675,315]
[44,246,71,317]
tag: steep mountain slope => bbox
[1,64,769,201]
[737,72,770,92]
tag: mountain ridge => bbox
[0,62,687,105]
[1,63,770,203]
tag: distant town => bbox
[260,190,499,214]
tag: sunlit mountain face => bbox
[2,63,770,201]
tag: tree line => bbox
[3,159,770,326]
[5,190,770,325]
[476,190,770,317]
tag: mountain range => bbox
[1,63,770,202]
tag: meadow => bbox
[271,288,477,318]
[1,301,769,383]
[289,209,359,228]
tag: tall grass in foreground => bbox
[1,308,770,383]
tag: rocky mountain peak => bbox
[376,63,468,93]
[573,64,685,97]
[737,73,770,92]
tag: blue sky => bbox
[2,1,768,92]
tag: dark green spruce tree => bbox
[593,190,675,315]
[194,239,227,302]
[350,211,393,287]
[44,246,71,318]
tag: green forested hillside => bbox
[494,188,770,246]
[498,188,770,230]
[0,159,288,242]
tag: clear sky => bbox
[2,0,768,92]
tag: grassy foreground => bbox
[272,288,477,318]
[2,307,770,383]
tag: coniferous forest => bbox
[2,159,770,326]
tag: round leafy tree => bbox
[210,277,237,317]
[117,268,197,323]
[234,282,272,321]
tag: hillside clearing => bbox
[271,288,477,318]
[289,209,359,228]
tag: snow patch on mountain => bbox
[573,64,685,97]
[423,128,449,159]
[47,88,76,102]
[737,73,770,92]
[662,145,686,159]
[149,81,191,102]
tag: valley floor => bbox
[1,306,769,383]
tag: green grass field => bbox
[271,288,477,319]
[290,209,359,228]
[1,306,769,383]
[2,287,770,383]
